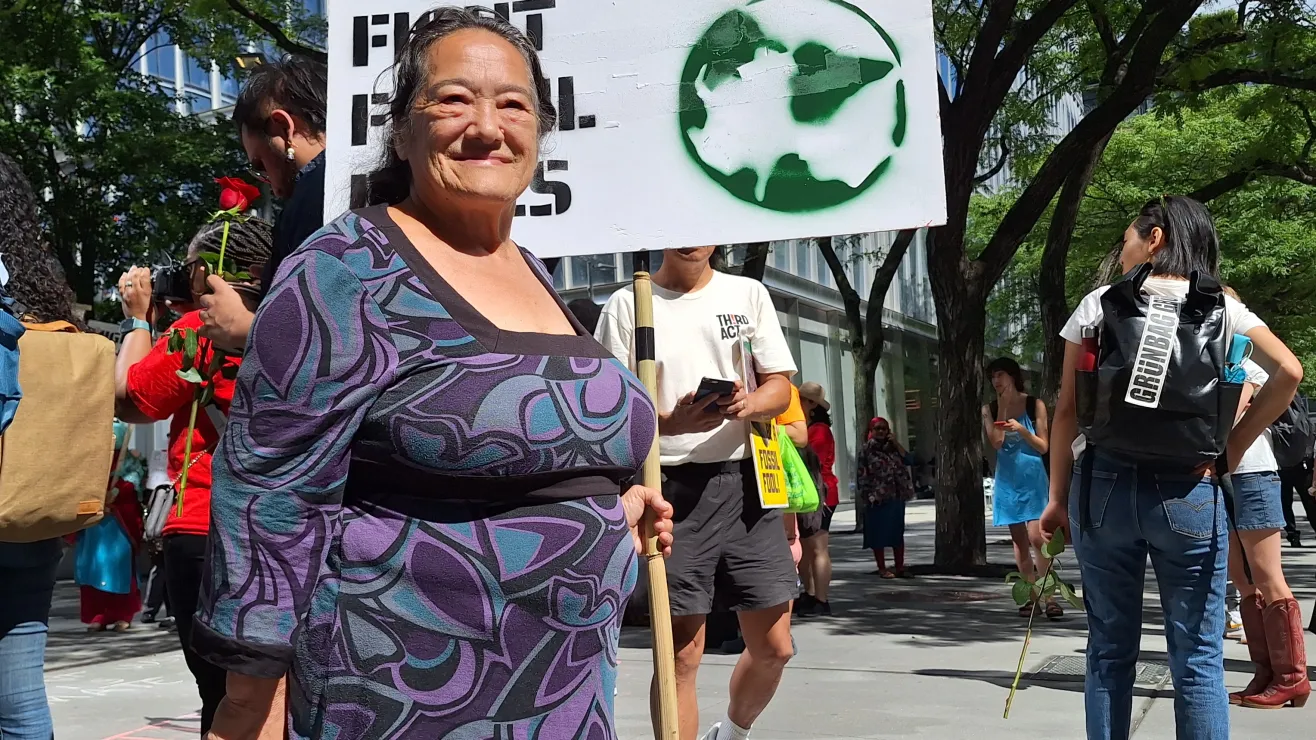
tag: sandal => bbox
[1045,601,1064,619]
[878,569,896,579]
[112,621,132,632]
[86,621,106,633]
[1018,601,1037,618]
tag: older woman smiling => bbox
[197,8,674,740]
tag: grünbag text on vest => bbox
[1125,294,1182,409]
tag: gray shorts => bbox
[661,459,798,617]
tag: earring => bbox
[285,146,296,161]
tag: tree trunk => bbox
[932,300,989,572]
[1039,137,1112,401]
[851,347,877,531]
[925,218,988,572]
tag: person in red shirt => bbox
[113,218,273,735]
[796,382,838,617]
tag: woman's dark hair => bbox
[233,55,329,137]
[363,6,557,207]
[986,357,1026,393]
[186,219,274,275]
[1132,195,1220,279]
[0,153,79,325]
[808,404,832,427]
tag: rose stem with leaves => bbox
[1003,528,1069,719]
[175,399,200,517]
[175,217,231,516]
[1003,557,1055,718]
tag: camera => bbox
[151,261,203,305]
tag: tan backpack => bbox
[0,321,116,542]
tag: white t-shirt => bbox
[1060,276,1268,458]
[595,271,797,465]
[1235,359,1279,475]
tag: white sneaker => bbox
[699,723,723,740]
[1226,609,1244,640]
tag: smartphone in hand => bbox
[693,377,736,404]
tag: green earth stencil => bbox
[678,0,907,212]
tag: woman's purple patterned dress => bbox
[193,206,657,739]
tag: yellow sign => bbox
[751,421,788,509]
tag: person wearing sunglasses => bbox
[199,55,328,351]
[112,218,273,736]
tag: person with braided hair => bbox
[113,217,273,736]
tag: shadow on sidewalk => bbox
[911,666,1169,699]
[808,517,1089,647]
[45,626,182,673]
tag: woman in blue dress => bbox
[982,358,1060,618]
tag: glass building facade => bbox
[139,0,325,114]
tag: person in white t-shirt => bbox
[1039,196,1306,736]
[596,247,797,740]
[1224,355,1308,707]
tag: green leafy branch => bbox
[1003,528,1084,719]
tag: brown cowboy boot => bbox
[1230,593,1271,705]
[1242,597,1311,709]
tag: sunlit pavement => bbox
[47,502,1316,740]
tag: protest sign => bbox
[325,0,947,257]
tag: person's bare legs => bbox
[1008,523,1037,584]
[727,603,794,730]
[1230,528,1294,603]
[1026,520,1051,578]
[809,532,832,603]
[652,614,706,740]
[1025,519,1061,610]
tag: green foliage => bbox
[976,190,1048,361]
[0,0,321,303]
[0,2,239,302]
[1069,86,1316,386]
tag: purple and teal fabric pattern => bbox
[194,207,657,739]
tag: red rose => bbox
[215,177,262,212]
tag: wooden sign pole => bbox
[632,251,679,739]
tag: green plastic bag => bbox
[778,425,820,513]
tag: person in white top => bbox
[1040,196,1306,737]
[596,247,797,740]
[1224,351,1308,707]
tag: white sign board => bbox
[325,0,947,257]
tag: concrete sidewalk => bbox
[43,501,1316,739]
[613,501,1316,739]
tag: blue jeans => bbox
[1069,452,1229,740]
[0,622,51,740]
[0,540,60,740]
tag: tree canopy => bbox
[925,0,1316,571]
[0,0,322,304]
[1072,86,1316,380]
